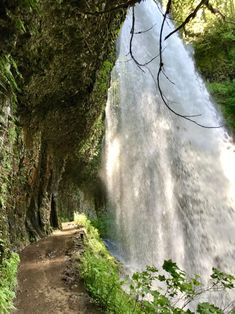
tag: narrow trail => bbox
[13,222,103,314]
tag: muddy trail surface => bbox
[13,222,103,314]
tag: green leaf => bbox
[197,302,223,314]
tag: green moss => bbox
[0,124,18,209]
[75,53,117,187]
[8,126,17,144]
[95,60,114,95]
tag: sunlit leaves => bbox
[129,259,234,313]
[211,267,235,289]
[76,214,234,314]
[197,302,223,314]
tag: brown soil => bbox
[13,222,103,314]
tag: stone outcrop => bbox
[0,0,126,248]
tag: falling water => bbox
[103,0,235,303]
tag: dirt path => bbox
[13,223,103,314]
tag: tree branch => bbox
[127,1,223,128]
[204,1,225,19]
[165,0,207,41]
[134,23,157,34]
[78,0,141,16]
[156,0,223,128]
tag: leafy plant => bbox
[0,55,22,108]
[90,213,111,238]
[208,81,235,132]
[75,214,235,314]
[0,251,20,314]
[197,303,223,314]
[129,262,235,313]
[74,213,139,313]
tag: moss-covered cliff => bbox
[0,0,126,249]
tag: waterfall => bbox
[103,0,235,296]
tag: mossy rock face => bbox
[0,0,126,247]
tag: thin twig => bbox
[223,300,235,313]
[165,0,206,40]
[130,7,145,72]
[162,69,175,85]
[130,8,161,68]
[134,23,157,34]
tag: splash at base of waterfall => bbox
[103,0,235,307]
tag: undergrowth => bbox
[0,248,20,314]
[74,213,235,314]
[208,81,235,132]
[74,213,138,313]
[0,55,21,106]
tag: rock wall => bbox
[0,0,126,248]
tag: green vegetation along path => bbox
[13,223,103,314]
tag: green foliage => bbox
[0,55,22,106]
[165,0,235,82]
[166,0,235,132]
[208,81,235,131]
[162,259,201,298]
[19,0,39,10]
[90,213,111,238]
[77,57,115,186]
[58,214,71,223]
[74,213,138,313]
[197,303,223,314]
[78,113,104,182]
[166,0,234,40]
[194,21,235,82]
[129,262,235,313]
[75,214,235,314]
[211,267,235,289]
[0,55,21,92]
[74,213,115,262]
[0,251,20,314]
[95,60,114,95]
[4,0,39,35]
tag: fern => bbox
[0,55,22,106]
[0,252,20,314]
